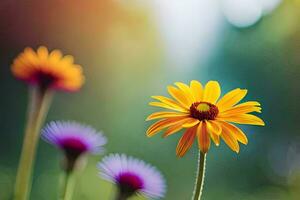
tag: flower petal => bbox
[146,111,189,121]
[174,82,195,104]
[202,81,221,104]
[151,96,188,112]
[206,120,222,135]
[220,124,240,153]
[146,117,187,137]
[149,102,188,113]
[176,126,197,157]
[197,121,211,153]
[163,119,189,138]
[216,88,247,111]
[37,46,49,60]
[168,86,191,109]
[221,122,248,145]
[190,80,203,102]
[182,118,200,128]
[218,114,265,126]
[206,121,220,146]
[219,105,261,117]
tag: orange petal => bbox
[176,126,197,157]
[220,124,240,153]
[216,88,247,111]
[146,111,189,121]
[217,114,265,126]
[163,118,193,137]
[202,81,221,104]
[146,117,187,137]
[190,80,203,102]
[197,121,211,153]
[221,122,248,145]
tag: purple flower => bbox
[98,154,166,199]
[42,121,107,171]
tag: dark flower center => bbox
[33,70,59,90]
[190,102,219,121]
[60,138,88,160]
[116,172,144,197]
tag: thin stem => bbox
[14,87,53,200]
[60,171,76,200]
[192,151,207,200]
[114,191,127,200]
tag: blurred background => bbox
[1,0,300,199]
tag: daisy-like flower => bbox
[11,46,84,92]
[42,121,107,171]
[98,154,166,200]
[146,80,264,157]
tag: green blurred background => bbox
[1,0,300,199]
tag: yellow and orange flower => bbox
[11,46,84,92]
[146,80,264,157]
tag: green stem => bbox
[60,171,76,200]
[114,191,127,200]
[14,87,53,200]
[192,151,207,200]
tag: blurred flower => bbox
[146,80,264,156]
[11,46,84,92]
[98,154,166,200]
[42,121,107,171]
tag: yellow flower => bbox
[146,80,264,157]
[11,46,84,92]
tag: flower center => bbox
[116,172,144,197]
[60,138,88,160]
[190,102,219,121]
[32,70,59,90]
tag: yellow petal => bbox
[220,122,248,144]
[206,120,222,135]
[190,80,203,102]
[197,121,211,153]
[219,105,261,117]
[182,118,200,128]
[49,49,62,63]
[168,86,191,109]
[202,81,221,104]
[218,114,265,126]
[151,96,188,112]
[149,102,188,113]
[216,88,247,111]
[220,124,240,153]
[146,111,189,121]
[176,126,197,157]
[37,46,49,60]
[234,101,260,107]
[206,124,220,146]
[174,82,195,104]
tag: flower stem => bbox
[115,191,127,200]
[192,151,207,200]
[60,171,76,200]
[14,87,53,200]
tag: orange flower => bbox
[11,46,84,92]
[146,81,264,157]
